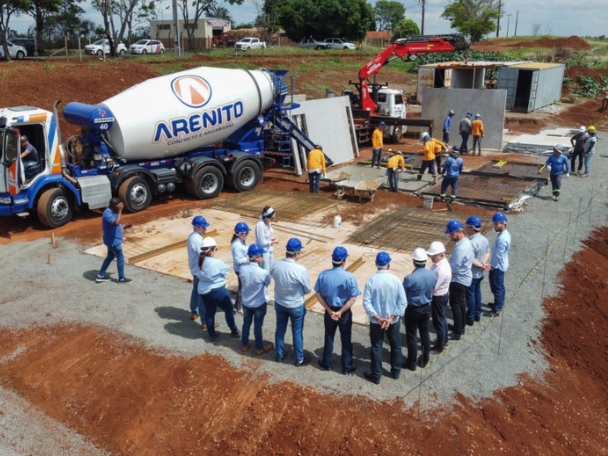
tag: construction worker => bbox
[445,219,473,341]
[371,121,385,169]
[471,114,484,156]
[442,109,455,144]
[545,145,570,202]
[386,150,405,192]
[96,197,133,284]
[569,126,587,175]
[427,241,451,354]
[231,221,251,313]
[187,215,209,323]
[464,216,490,326]
[417,132,438,184]
[362,251,407,384]
[315,246,361,374]
[402,248,437,371]
[459,111,472,154]
[582,126,597,178]
[432,136,448,174]
[440,146,464,202]
[306,144,326,194]
[484,212,511,316]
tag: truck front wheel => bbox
[229,160,261,192]
[37,188,73,228]
[119,176,152,212]
[184,166,223,199]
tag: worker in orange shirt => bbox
[306,144,327,194]
[471,114,484,156]
[371,122,386,169]
[432,137,448,174]
[417,132,438,185]
[386,151,405,192]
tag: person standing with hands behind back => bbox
[231,222,251,313]
[471,114,484,156]
[371,122,385,169]
[96,197,132,284]
[306,144,326,194]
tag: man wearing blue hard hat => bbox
[270,238,312,366]
[362,251,407,384]
[484,212,511,316]
[464,216,490,326]
[445,219,474,341]
[186,215,210,326]
[315,246,361,374]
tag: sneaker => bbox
[95,275,109,283]
[295,355,311,367]
[118,277,133,284]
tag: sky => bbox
[9,0,608,40]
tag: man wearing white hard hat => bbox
[427,241,451,353]
[545,145,570,202]
[402,248,437,371]
[570,126,587,175]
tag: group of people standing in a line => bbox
[443,110,485,156]
[184,206,511,385]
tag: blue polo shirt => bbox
[469,232,490,280]
[545,154,570,175]
[449,237,474,287]
[314,267,361,308]
[270,258,311,308]
[490,229,511,272]
[197,257,230,294]
[363,270,407,324]
[102,207,122,247]
[239,261,271,308]
[403,267,437,306]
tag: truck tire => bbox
[389,126,403,143]
[37,187,73,228]
[184,166,223,199]
[119,176,152,212]
[229,160,261,192]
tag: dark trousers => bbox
[321,308,354,372]
[202,286,239,338]
[489,269,506,312]
[571,149,584,172]
[440,176,459,198]
[419,159,437,177]
[460,131,470,152]
[550,173,563,196]
[234,272,243,311]
[431,293,449,351]
[404,304,431,368]
[369,322,402,381]
[443,130,450,144]
[449,282,468,336]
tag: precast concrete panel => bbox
[532,65,565,110]
[421,88,507,150]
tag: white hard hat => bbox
[426,241,446,256]
[553,144,565,153]
[579,126,586,133]
[201,237,217,249]
[412,248,427,262]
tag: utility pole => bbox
[514,10,519,36]
[506,13,512,38]
[420,0,426,35]
[172,0,180,56]
[496,0,501,37]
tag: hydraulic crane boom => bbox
[358,34,468,112]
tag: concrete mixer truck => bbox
[0,67,315,227]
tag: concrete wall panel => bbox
[534,66,565,110]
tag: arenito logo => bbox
[171,75,212,108]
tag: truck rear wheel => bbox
[184,166,223,199]
[229,160,261,192]
[119,176,152,212]
[37,187,73,228]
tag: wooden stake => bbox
[47,254,52,264]
[51,232,56,248]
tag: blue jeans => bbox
[584,152,594,174]
[466,276,484,322]
[99,243,125,279]
[308,171,321,193]
[201,286,239,338]
[371,148,382,167]
[275,303,306,362]
[431,294,449,351]
[234,272,243,311]
[387,169,399,191]
[460,131,470,152]
[489,269,506,312]
[440,176,459,198]
[241,303,267,350]
[190,276,205,319]
[472,135,482,154]
[369,322,402,381]
[321,308,354,372]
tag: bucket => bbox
[422,195,434,210]
[333,215,342,228]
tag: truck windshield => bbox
[1,129,19,167]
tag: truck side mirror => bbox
[1,129,19,167]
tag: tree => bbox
[45,0,91,43]
[374,0,405,32]
[22,0,62,46]
[279,0,374,43]
[393,18,420,39]
[441,0,501,43]
[531,23,541,37]
[1,0,29,60]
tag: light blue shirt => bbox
[231,238,249,273]
[197,256,230,295]
[187,231,203,276]
[449,237,474,287]
[442,156,464,178]
[270,258,311,308]
[239,261,271,308]
[469,232,490,280]
[102,207,122,247]
[363,270,407,324]
[314,267,361,308]
[443,115,452,132]
[490,229,511,272]
[403,267,437,306]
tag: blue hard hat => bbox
[332,246,349,261]
[247,243,266,258]
[465,215,482,229]
[234,221,251,234]
[467,111,473,116]
[286,237,303,253]
[492,212,508,223]
[192,215,210,228]
[452,145,460,151]
[445,219,463,234]
[379,121,386,126]
[376,251,391,266]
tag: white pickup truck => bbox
[235,37,267,51]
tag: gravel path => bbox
[1,133,606,454]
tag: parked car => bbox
[0,41,27,60]
[298,37,330,50]
[10,38,44,55]
[323,38,357,50]
[84,39,127,56]
[129,39,165,55]
[235,37,267,51]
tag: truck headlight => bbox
[0,196,12,204]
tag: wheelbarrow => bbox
[354,180,382,202]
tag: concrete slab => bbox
[324,164,434,194]
[504,134,573,155]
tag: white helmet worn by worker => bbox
[426,241,446,256]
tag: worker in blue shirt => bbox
[545,145,570,201]
[464,216,490,326]
[440,146,464,203]
[402,248,437,371]
[484,212,511,316]
[442,109,455,144]
[270,238,312,366]
[362,252,407,384]
[314,246,361,374]
[97,197,132,284]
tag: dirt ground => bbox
[1,42,608,454]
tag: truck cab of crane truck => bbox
[374,87,407,142]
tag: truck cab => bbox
[375,87,407,142]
